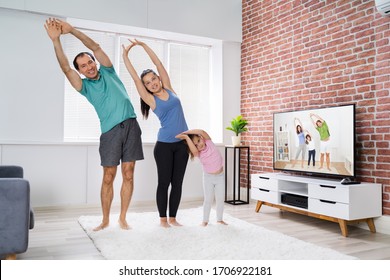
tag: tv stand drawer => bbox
[308,183,349,203]
[251,188,278,204]
[309,198,349,219]
[251,175,278,191]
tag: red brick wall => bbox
[241,0,390,215]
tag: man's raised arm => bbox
[44,18,82,91]
[58,19,112,68]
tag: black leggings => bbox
[154,141,189,218]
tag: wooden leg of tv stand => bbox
[339,218,377,237]
[366,218,376,233]
[338,219,348,237]
[254,200,377,237]
[255,201,263,212]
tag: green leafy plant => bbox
[226,115,248,136]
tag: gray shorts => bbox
[99,118,144,166]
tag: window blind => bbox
[63,29,215,143]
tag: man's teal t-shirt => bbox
[79,65,136,133]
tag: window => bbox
[63,25,222,143]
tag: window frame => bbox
[63,18,223,144]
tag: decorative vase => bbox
[231,134,241,146]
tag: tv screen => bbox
[273,104,355,178]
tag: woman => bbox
[122,39,189,227]
[292,118,306,168]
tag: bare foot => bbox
[160,217,171,228]
[160,221,171,228]
[169,218,182,226]
[93,222,109,231]
[217,220,228,225]
[201,222,208,227]
[118,219,131,230]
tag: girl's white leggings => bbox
[202,172,225,222]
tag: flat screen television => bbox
[273,104,355,179]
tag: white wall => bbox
[0,143,206,207]
[0,1,242,207]
[0,0,241,41]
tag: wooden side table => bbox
[224,145,250,205]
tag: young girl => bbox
[176,129,227,226]
[305,133,316,168]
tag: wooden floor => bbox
[14,200,390,260]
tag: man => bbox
[44,18,144,231]
[310,113,331,171]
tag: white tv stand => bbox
[251,173,382,237]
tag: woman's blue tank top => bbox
[153,89,188,143]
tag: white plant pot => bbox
[231,134,241,146]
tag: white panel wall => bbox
[0,0,24,9]
[0,9,64,142]
[2,144,88,206]
[0,5,242,143]
[222,41,243,144]
[0,0,241,41]
[148,0,242,42]
[0,1,241,207]
[25,0,148,30]
[1,143,208,207]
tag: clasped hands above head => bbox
[44,18,73,36]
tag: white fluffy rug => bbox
[78,207,356,260]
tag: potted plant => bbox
[226,115,248,146]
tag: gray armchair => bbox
[0,165,34,260]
